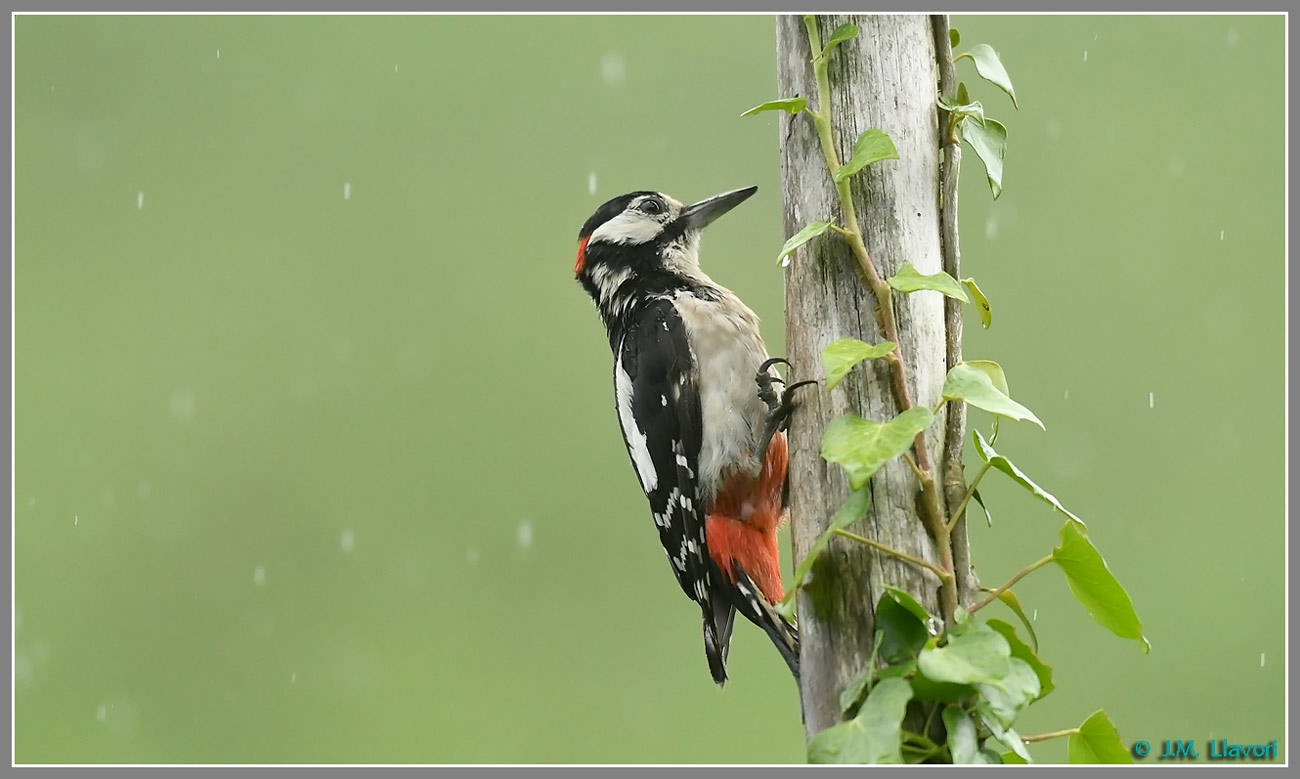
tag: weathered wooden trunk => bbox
[775,14,972,739]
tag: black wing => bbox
[614,298,731,683]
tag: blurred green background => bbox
[14,14,1284,764]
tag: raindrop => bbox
[137,481,152,499]
[102,489,115,507]
[1046,119,1061,140]
[517,519,534,550]
[1093,34,1099,41]
[466,546,480,565]
[600,52,627,86]
[291,672,297,683]
[96,704,107,722]
[343,182,351,200]
[1227,28,1239,47]
[1032,609,1038,621]
[27,497,35,506]
[341,530,355,553]
[170,389,196,421]
[253,566,266,586]
[780,256,792,269]
[1220,229,1225,241]
[984,214,999,240]
[216,49,221,59]
[1260,652,1265,667]
[588,172,597,195]
[1064,389,1070,400]
[394,64,399,73]
[74,515,79,526]
[1148,392,1154,409]
[1083,50,1088,62]
[136,191,144,209]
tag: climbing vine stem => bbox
[802,13,958,624]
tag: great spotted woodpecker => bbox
[574,186,808,686]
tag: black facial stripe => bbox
[579,190,659,239]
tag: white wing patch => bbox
[615,355,658,493]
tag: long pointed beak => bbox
[680,186,757,230]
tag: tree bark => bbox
[776,14,956,739]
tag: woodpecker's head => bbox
[574,187,758,294]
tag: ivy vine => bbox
[743,16,1147,765]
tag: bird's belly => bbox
[675,296,772,500]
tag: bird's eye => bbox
[640,199,663,215]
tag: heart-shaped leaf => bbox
[834,129,899,184]
[1054,522,1148,651]
[821,338,896,391]
[821,407,935,490]
[777,220,832,265]
[974,430,1082,526]
[1068,710,1134,764]
[955,44,1017,107]
[960,117,1007,199]
[943,362,1044,429]
[741,97,807,117]
[962,278,992,329]
[887,262,970,302]
[808,677,912,764]
[817,23,860,62]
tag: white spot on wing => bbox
[615,355,658,492]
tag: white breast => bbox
[673,290,774,499]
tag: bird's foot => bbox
[754,357,817,465]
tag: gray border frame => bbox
[4,3,1292,776]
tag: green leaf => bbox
[973,430,1083,526]
[887,262,970,302]
[821,407,935,490]
[910,673,977,704]
[942,706,981,764]
[808,677,912,764]
[1001,751,1028,764]
[740,97,807,117]
[986,619,1053,699]
[949,27,960,48]
[999,728,1033,763]
[833,129,899,184]
[783,488,872,605]
[971,488,992,527]
[875,589,930,664]
[960,117,1007,199]
[956,81,970,105]
[917,624,1010,685]
[1054,522,1149,651]
[777,220,832,265]
[882,585,935,625]
[821,338,896,391]
[976,657,1040,729]
[1068,710,1134,764]
[937,97,985,125]
[955,44,1018,108]
[817,23,860,62]
[993,589,1037,652]
[943,362,1044,429]
[962,278,992,329]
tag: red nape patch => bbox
[574,235,590,276]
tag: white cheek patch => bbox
[589,211,664,246]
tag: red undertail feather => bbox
[705,431,788,605]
